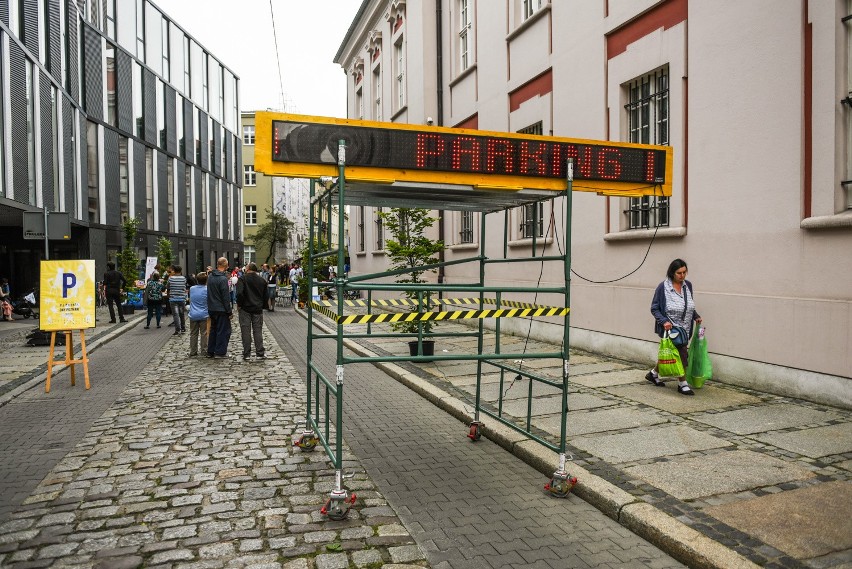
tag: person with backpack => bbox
[143,272,165,329]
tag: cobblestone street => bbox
[0,320,428,569]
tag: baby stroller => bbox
[12,290,38,319]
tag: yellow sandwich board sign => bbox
[39,260,96,331]
[253,112,672,197]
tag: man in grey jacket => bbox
[236,263,267,360]
[206,257,232,358]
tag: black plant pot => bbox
[408,340,435,356]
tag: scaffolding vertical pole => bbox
[334,140,346,477]
[306,179,316,429]
[468,208,487,441]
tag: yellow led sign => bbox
[254,112,672,197]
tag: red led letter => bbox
[520,141,548,176]
[416,133,445,168]
[564,145,593,178]
[596,148,622,180]
[451,137,481,171]
[486,138,515,173]
[550,144,562,176]
[645,151,656,182]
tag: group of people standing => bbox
[139,257,284,361]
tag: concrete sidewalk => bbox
[308,314,852,569]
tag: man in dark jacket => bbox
[102,262,127,323]
[236,262,267,360]
[206,257,232,358]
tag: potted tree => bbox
[117,217,142,314]
[377,208,444,356]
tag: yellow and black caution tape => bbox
[314,297,559,310]
[310,301,569,325]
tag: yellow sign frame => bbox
[39,260,96,331]
[254,112,672,197]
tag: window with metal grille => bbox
[518,121,543,135]
[357,206,365,251]
[395,39,405,110]
[520,202,543,239]
[375,207,384,250]
[523,0,543,21]
[460,211,474,243]
[624,67,670,229]
[245,204,256,226]
[515,123,545,238]
[459,0,471,71]
[373,67,382,121]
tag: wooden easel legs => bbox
[45,329,91,393]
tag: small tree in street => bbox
[118,216,141,288]
[249,209,295,264]
[378,208,444,335]
[156,236,174,273]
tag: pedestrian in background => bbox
[647,258,702,395]
[188,272,210,357]
[1,278,13,321]
[236,263,267,361]
[143,272,164,329]
[102,262,126,324]
[167,265,188,335]
[206,257,232,358]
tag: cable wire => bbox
[268,0,287,109]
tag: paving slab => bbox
[692,403,841,435]
[753,423,852,458]
[604,383,762,414]
[570,368,649,388]
[571,425,733,463]
[837,459,852,472]
[704,481,852,560]
[458,377,565,401]
[500,392,618,417]
[623,449,817,499]
[532,406,668,436]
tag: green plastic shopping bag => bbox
[686,323,713,388]
[657,334,684,378]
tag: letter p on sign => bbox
[62,273,77,298]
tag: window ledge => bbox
[390,105,408,122]
[449,63,477,88]
[371,250,387,256]
[506,4,551,43]
[604,226,686,242]
[800,211,852,230]
[355,251,366,257]
[507,236,553,248]
[449,242,479,251]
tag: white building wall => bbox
[336,0,852,407]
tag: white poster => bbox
[144,257,158,281]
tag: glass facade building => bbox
[0,0,242,293]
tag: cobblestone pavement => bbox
[0,320,429,569]
[266,310,684,569]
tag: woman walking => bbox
[144,272,165,329]
[647,259,703,395]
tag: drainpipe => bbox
[436,0,446,285]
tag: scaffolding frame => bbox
[297,141,579,519]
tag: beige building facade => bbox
[335,0,852,408]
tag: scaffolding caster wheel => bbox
[467,421,482,441]
[293,430,318,451]
[321,490,357,521]
[544,470,578,498]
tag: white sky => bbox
[153,0,360,117]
